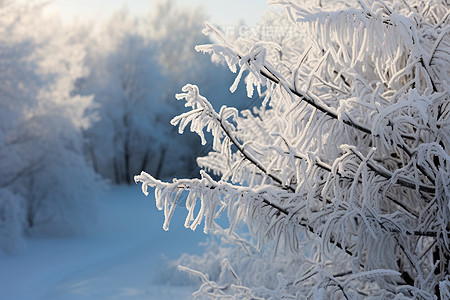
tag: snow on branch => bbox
[135,170,303,252]
[137,0,449,298]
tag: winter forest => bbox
[1,0,449,299]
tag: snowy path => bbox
[0,185,206,300]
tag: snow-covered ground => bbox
[0,185,207,300]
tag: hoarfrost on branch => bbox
[136,0,449,298]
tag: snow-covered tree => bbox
[136,0,449,298]
[80,1,251,183]
[75,9,171,184]
[0,1,99,253]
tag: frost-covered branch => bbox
[197,21,443,192]
[137,0,450,298]
[172,84,296,192]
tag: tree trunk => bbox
[123,113,131,185]
[154,147,167,180]
[140,150,149,174]
[124,135,131,184]
[113,158,120,185]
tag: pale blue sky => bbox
[46,0,267,26]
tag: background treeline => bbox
[0,0,250,254]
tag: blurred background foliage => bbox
[0,0,254,253]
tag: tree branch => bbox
[258,59,437,191]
